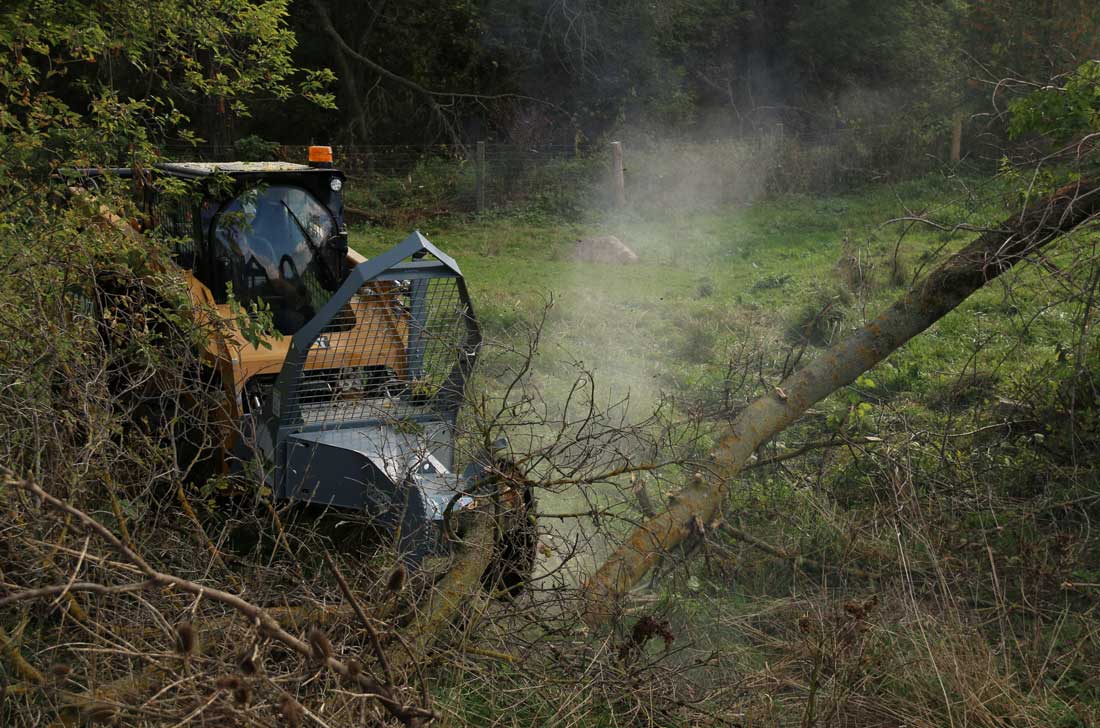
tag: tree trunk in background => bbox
[331,39,371,146]
[951,114,963,162]
[581,177,1100,628]
[197,51,232,154]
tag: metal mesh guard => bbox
[265,233,480,435]
[280,264,476,429]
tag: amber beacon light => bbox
[308,145,333,167]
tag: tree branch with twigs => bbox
[1,471,439,726]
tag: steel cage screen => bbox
[268,234,480,432]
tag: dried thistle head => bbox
[173,621,198,657]
[631,615,675,650]
[843,600,866,620]
[278,694,304,728]
[308,628,333,661]
[233,684,252,706]
[798,614,813,634]
[215,675,241,691]
[82,702,117,725]
[217,676,252,706]
[386,563,407,593]
[237,644,259,676]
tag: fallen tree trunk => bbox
[391,510,496,668]
[581,176,1100,627]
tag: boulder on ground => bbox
[570,235,639,264]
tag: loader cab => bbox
[150,160,350,335]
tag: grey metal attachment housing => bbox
[258,231,482,558]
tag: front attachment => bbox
[260,232,481,560]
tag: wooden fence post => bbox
[476,141,487,212]
[950,114,963,163]
[610,141,626,208]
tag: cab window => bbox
[211,185,339,335]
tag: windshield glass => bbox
[214,185,339,335]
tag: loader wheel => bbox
[480,484,537,600]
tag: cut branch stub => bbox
[581,177,1100,627]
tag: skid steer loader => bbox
[67,147,535,592]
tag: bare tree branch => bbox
[3,472,439,727]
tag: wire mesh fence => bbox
[327,143,607,218]
[162,125,962,221]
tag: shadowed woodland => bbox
[2,1,1100,726]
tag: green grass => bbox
[348,172,1058,414]
[350,173,1098,724]
[348,168,1096,550]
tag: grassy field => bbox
[349,172,1068,415]
[348,168,1092,540]
[348,173,1100,726]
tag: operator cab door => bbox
[207,184,343,336]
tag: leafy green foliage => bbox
[233,134,281,161]
[225,286,281,350]
[283,0,973,148]
[1009,60,1100,141]
[0,0,330,485]
[788,0,964,96]
[0,0,331,177]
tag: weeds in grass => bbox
[785,288,852,347]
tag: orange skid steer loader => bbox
[67,148,535,594]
